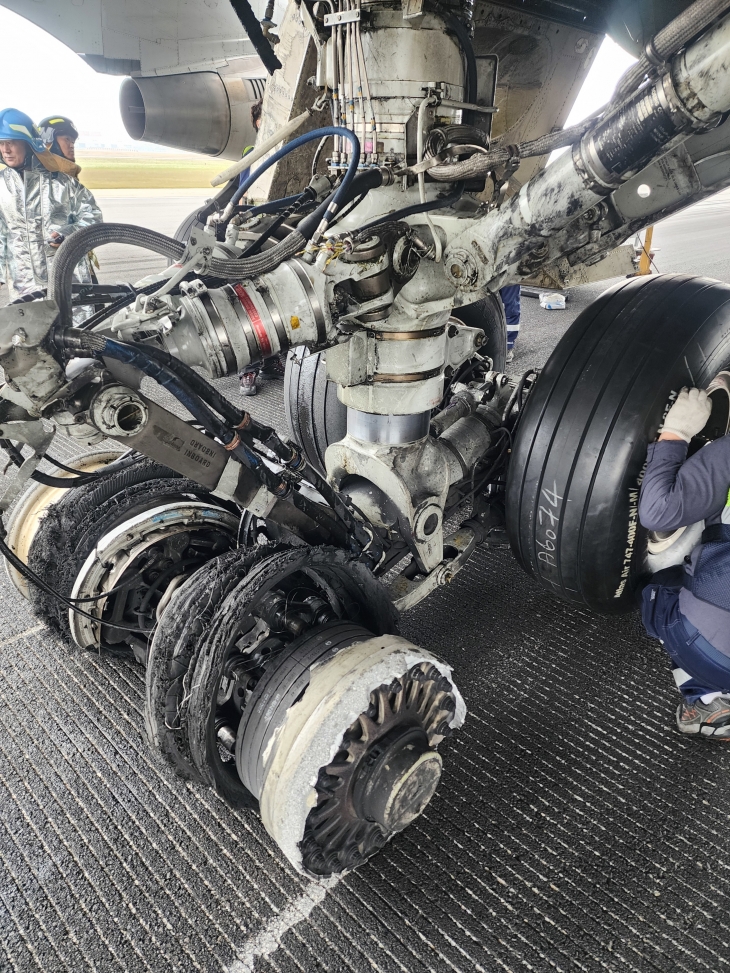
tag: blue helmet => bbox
[0,108,44,151]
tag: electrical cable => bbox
[353,181,464,236]
[0,533,149,632]
[445,13,477,126]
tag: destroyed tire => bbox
[145,546,280,784]
[147,543,463,876]
[181,546,400,807]
[27,459,236,646]
[284,295,507,475]
[506,274,730,613]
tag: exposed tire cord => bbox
[145,546,284,789]
[27,460,224,639]
[505,274,730,613]
[177,547,399,807]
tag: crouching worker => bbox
[639,382,730,739]
[0,108,102,313]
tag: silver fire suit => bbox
[0,154,102,304]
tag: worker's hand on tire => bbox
[661,387,712,442]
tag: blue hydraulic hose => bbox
[229,126,361,239]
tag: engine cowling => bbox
[119,72,265,159]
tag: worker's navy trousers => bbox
[641,581,730,701]
[499,285,521,349]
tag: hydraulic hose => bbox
[427,117,596,181]
[49,224,184,327]
[298,166,384,238]
[446,13,477,126]
[354,181,464,236]
[49,222,307,327]
[61,332,353,550]
[224,127,361,241]
[614,0,730,102]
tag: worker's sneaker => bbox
[240,370,258,396]
[676,695,730,739]
[506,349,515,364]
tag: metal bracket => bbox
[0,420,55,513]
[324,8,360,25]
[388,523,479,612]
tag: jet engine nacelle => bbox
[119,72,265,160]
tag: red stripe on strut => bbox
[233,283,272,357]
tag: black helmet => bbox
[38,115,79,146]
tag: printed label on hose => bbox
[233,284,272,358]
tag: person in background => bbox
[38,114,101,286]
[0,108,102,318]
[38,115,79,163]
[638,380,730,739]
[238,98,287,396]
[500,284,521,363]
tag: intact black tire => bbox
[506,274,730,614]
[283,295,507,475]
[284,347,346,476]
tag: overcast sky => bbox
[0,5,636,152]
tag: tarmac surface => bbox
[2,189,730,973]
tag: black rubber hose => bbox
[0,533,148,632]
[228,0,281,75]
[113,340,242,427]
[446,14,477,126]
[49,224,185,328]
[354,181,465,235]
[0,439,139,489]
[49,222,307,328]
[62,332,352,548]
[298,167,384,238]
[240,187,316,257]
[80,279,164,332]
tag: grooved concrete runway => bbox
[2,190,730,973]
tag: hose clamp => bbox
[644,37,666,69]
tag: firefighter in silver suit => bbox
[0,108,102,310]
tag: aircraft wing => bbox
[0,0,273,76]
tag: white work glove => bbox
[661,387,712,442]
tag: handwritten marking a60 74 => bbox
[536,480,563,566]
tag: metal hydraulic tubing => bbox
[444,11,730,292]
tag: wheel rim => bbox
[255,632,464,877]
[69,501,238,650]
[5,450,123,598]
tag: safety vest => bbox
[684,488,730,611]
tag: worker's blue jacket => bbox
[639,436,730,655]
